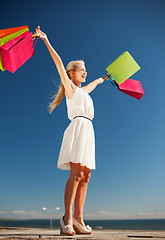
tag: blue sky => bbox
[0,0,165,220]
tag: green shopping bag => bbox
[106,51,141,85]
[0,27,29,71]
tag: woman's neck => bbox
[73,79,81,87]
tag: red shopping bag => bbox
[0,30,34,73]
[118,78,144,100]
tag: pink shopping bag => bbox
[0,30,34,73]
[118,78,144,100]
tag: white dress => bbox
[57,87,95,170]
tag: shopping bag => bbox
[0,27,29,71]
[118,78,144,100]
[0,31,34,73]
[0,26,28,38]
[0,53,4,71]
[106,51,141,85]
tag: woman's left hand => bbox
[102,73,110,81]
[33,26,48,41]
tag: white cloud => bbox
[7,209,63,219]
[99,211,108,214]
[12,210,45,218]
[1,209,165,220]
[84,211,165,220]
[12,210,25,214]
[138,212,165,219]
[0,211,8,214]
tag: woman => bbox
[35,26,108,236]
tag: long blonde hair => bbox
[48,60,85,114]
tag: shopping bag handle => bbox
[32,33,41,46]
[107,74,118,89]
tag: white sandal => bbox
[60,217,75,236]
[73,217,92,234]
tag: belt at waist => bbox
[73,116,92,122]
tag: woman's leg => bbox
[73,167,91,226]
[64,163,84,226]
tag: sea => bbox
[0,219,165,231]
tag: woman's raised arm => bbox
[35,26,74,97]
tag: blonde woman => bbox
[35,26,108,236]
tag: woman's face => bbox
[71,64,87,84]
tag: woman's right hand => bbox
[34,26,48,41]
